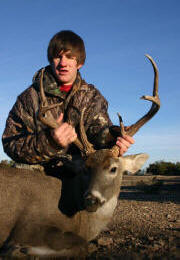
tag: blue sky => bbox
[1,0,180,168]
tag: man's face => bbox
[51,50,82,85]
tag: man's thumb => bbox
[57,113,64,124]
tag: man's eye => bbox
[54,56,60,60]
[67,54,75,60]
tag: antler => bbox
[111,54,160,157]
[38,68,95,156]
[79,107,96,155]
[38,68,62,129]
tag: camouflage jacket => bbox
[2,66,113,166]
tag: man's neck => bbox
[60,84,73,92]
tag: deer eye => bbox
[110,167,117,174]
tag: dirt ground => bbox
[87,176,180,259]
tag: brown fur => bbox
[0,153,148,257]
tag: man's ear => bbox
[122,153,149,174]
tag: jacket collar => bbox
[32,65,83,102]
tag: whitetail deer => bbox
[0,55,160,257]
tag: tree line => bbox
[146,160,180,176]
[0,160,14,168]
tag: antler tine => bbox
[79,108,96,155]
[111,54,160,157]
[38,68,87,155]
[38,68,62,129]
[122,54,160,137]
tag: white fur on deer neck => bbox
[75,196,117,241]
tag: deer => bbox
[0,55,160,257]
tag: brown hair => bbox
[47,30,86,65]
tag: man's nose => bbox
[59,56,67,66]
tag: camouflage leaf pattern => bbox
[2,66,113,166]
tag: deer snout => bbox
[84,191,106,212]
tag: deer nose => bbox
[84,192,102,212]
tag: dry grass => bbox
[87,175,180,259]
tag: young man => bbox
[2,30,134,171]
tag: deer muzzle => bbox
[84,192,105,212]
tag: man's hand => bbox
[51,113,77,148]
[116,135,135,156]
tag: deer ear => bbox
[122,153,149,174]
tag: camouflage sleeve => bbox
[2,87,66,164]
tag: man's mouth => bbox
[59,69,68,75]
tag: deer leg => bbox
[17,229,88,257]
[0,226,87,257]
[0,243,28,257]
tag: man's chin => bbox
[56,76,70,85]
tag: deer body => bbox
[0,167,115,254]
[0,162,119,245]
[0,153,148,257]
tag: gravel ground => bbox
[87,176,180,259]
